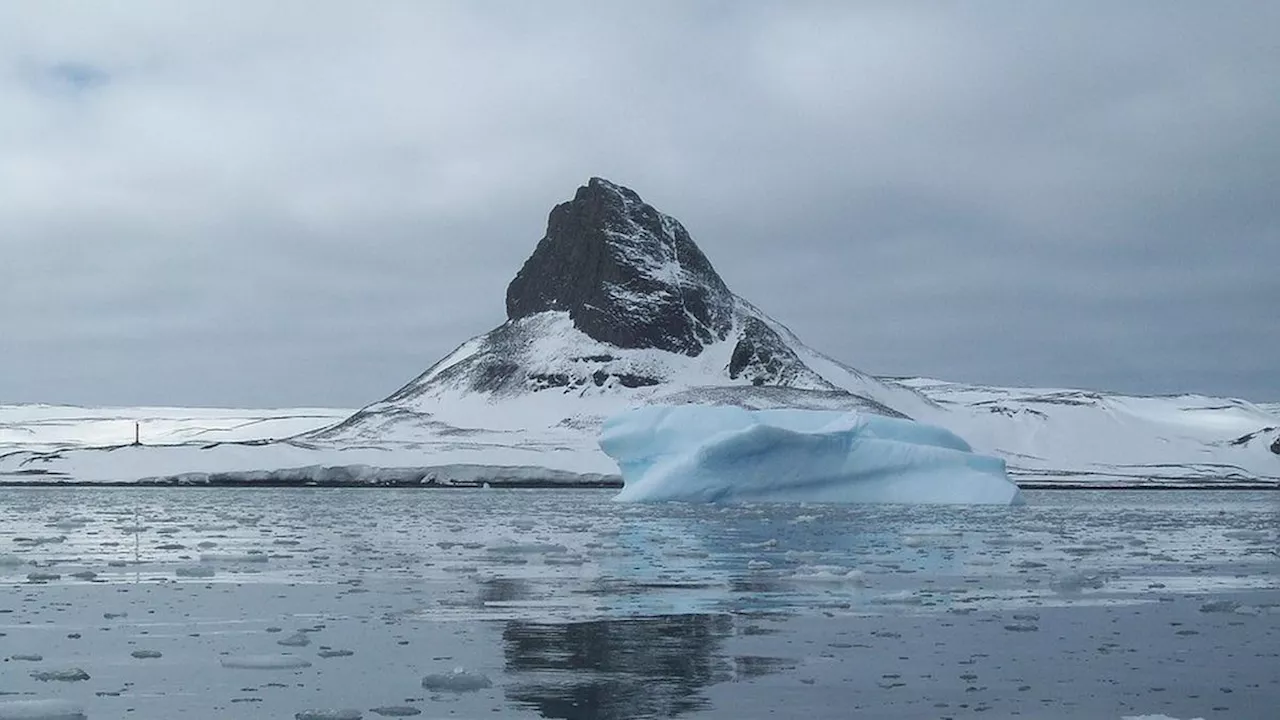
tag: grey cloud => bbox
[1,2,1276,406]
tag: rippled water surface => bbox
[1,488,1276,719]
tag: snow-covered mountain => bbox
[1,178,1276,487]
[305,178,935,447]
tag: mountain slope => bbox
[307,178,933,450]
[300,177,1276,487]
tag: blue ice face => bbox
[599,404,1020,505]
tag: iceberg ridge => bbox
[599,405,1022,505]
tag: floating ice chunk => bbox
[29,668,90,682]
[277,632,311,647]
[543,555,586,566]
[13,536,65,546]
[295,711,362,720]
[420,667,493,692]
[871,590,925,606]
[1051,571,1112,593]
[789,565,866,585]
[369,707,421,717]
[9,654,43,662]
[200,552,269,563]
[486,540,569,555]
[26,572,61,583]
[175,565,216,578]
[1198,600,1240,613]
[0,555,25,567]
[1222,530,1269,541]
[130,649,163,659]
[902,531,963,548]
[783,550,821,563]
[220,654,312,669]
[48,520,87,531]
[599,405,1021,505]
[192,524,238,532]
[317,649,354,658]
[0,699,87,720]
[665,548,710,559]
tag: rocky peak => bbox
[505,178,735,356]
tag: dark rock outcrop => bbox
[728,317,819,387]
[506,177,735,355]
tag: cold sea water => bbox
[0,488,1276,720]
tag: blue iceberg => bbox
[599,405,1022,505]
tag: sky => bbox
[2,1,1277,408]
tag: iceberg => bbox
[599,405,1022,505]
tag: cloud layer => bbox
[2,2,1277,406]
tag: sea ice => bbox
[294,711,362,720]
[420,667,493,692]
[277,632,311,647]
[220,654,313,670]
[369,707,421,717]
[29,668,90,682]
[174,565,216,578]
[599,405,1021,504]
[0,700,87,720]
[789,565,867,584]
[200,551,269,563]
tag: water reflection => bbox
[502,613,790,720]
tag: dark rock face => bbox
[330,176,859,415]
[728,317,823,388]
[506,178,734,356]
[1271,435,1280,456]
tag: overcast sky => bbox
[2,2,1277,408]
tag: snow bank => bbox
[599,405,1021,504]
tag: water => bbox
[0,488,1276,719]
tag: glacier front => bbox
[599,405,1022,505]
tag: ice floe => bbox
[420,668,493,692]
[0,700,87,720]
[220,654,313,670]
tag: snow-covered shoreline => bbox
[3,180,1276,492]
[2,394,1276,490]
